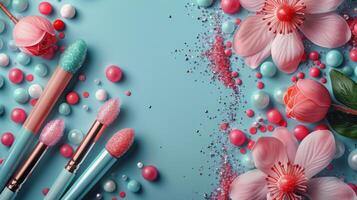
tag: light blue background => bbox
[0,0,356,200]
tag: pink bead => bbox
[256,81,264,89]
[225,41,232,48]
[255,72,262,79]
[293,125,309,141]
[309,67,321,77]
[42,188,50,196]
[11,108,27,124]
[235,78,242,85]
[245,109,254,118]
[60,144,74,158]
[142,165,159,181]
[38,2,53,15]
[79,74,86,81]
[221,0,240,14]
[220,122,229,130]
[314,124,329,131]
[1,132,14,147]
[224,49,232,57]
[66,91,80,105]
[106,65,123,82]
[320,77,327,84]
[229,129,245,146]
[8,68,24,84]
[297,72,305,79]
[291,76,297,82]
[125,90,131,96]
[247,140,255,150]
[350,49,357,62]
[309,51,319,61]
[266,109,283,124]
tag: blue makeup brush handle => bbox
[44,169,75,200]
[0,187,16,200]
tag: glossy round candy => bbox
[60,4,76,19]
[273,87,286,104]
[11,108,27,124]
[34,63,48,77]
[68,129,83,145]
[8,68,24,84]
[105,65,123,82]
[16,52,31,65]
[13,88,29,104]
[12,0,28,12]
[0,75,4,89]
[60,144,74,158]
[53,19,65,31]
[309,67,320,77]
[0,19,5,33]
[221,21,235,34]
[293,125,309,141]
[142,165,159,181]
[325,50,343,67]
[348,149,357,170]
[309,51,319,61]
[38,2,53,15]
[229,129,246,146]
[1,132,14,147]
[260,61,277,77]
[221,0,240,14]
[28,84,43,99]
[127,180,141,192]
[59,103,71,115]
[196,0,214,8]
[66,91,80,105]
[95,89,108,101]
[103,179,116,192]
[350,49,357,62]
[251,91,270,109]
[8,40,18,52]
[342,66,353,76]
[334,139,345,159]
[0,53,9,67]
[266,109,283,124]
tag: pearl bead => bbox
[13,88,29,104]
[0,53,9,67]
[334,139,345,159]
[95,89,108,101]
[60,4,76,19]
[326,50,343,67]
[251,91,270,109]
[121,174,128,181]
[348,149,357,170]
[68,129,83,145]
[103,179,116,192]
[59,103,71,115]
[8,40,18,52]
[0,104,5,116]
[0,75,4,89]
[127,180,141,193]
[241,153,255,169]
[95,193,103,200]
[16,52,31,65]
[342,66,353,76]
[28,84,43,99]
[12,0,29,12]
[273,87,286,104]
[260,61,277,77]
[34,63,48,77]
[221,21,235,34]
[196,0,213,8]
[137,162,144,169]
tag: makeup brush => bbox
[61,128,134,200]
[0,40,87,190]
[0,119,64,200]
[45,99,120,200]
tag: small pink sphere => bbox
[106,65,123,82]
[142,165,159,181]
[297,72,305,79]
[11,108,27,124]
[229,129,246,146]
[309,67,321,78]
[350,49,357,62]
[42,188,50,196]
[66,91,80,105]
[1,132,14,147]
[221,0,240,14]
[38,2,53,15]
[293,125,309,141]
[314,124,329,131]
[266,109,283,124]
[8,68,24,84]
[247,140,255,150]
[245,109,254,118]
[309,51,320,61]
[60,144,74,158]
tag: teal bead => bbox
[34,63,48,77]
[354,66,357,77]
[16,52,31,66]
[0,104,4,116]
[196,0,214,7]
[13,88,29,104]
[221,21,235,34]
[68,129,84,145]
[8,40,18,52]
[127,180,141,193]
[326,50,343,67]
[251,91,270,109]
[260,61,277,77]
[273,87,286,104]
[342,66,353,76]
[0,19,5,34]
[0,75,4,89]
[12,0,29,13]
[59,103,71,115]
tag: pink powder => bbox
[210,157,237,200]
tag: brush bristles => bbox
[39,119,65,146]
[96,98,120,126]
[105,128,134,158]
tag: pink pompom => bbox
[13,16,57,58]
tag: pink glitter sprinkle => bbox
[235,18,241,25]
[220,122,229,130]
[320,77,327,84]
[58,32,65,39]
[30,99,38,106]
[239,148,246,154]
[231,71,238,78]
[82,91,89,98]
[210,157,237,200]
[225,41,232,48]
[0,159,3,165]
[79,74,86,81]
[125,90,132,96]
[235,78,242,85]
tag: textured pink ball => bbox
[106,65,123,82]
[1,132,14,147]
[60,144,74,158]
[229,129,246,146]
[266,109,283,124]
[221,0,240,14]
[293,125,309,141]
[8,68,24,84]
[11,108,27,124]
[142,165,159,181]
[38,2,53,15]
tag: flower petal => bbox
[294,130,336,178]
[240,0,265,12]
[296,79,331,107]
[244,42,271,69]
[271,31,304,74]
[307,177,357,200]
[252,137,288,175]
[233,15,275,57]
[304,0,344,14]
[300,13,351,48]
[230,170,267,200]
[272,127,298,161]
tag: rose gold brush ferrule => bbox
[0,3,18,24]
[7,142,47,192]
[65,121,106,173]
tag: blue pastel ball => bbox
[221,21,235,34]
[251,91,270,109]
[326,50,343,68]
[342,66,353,76]
[12,0,29,13]
[13,88,29,104]
[16,52,31,66]
[59,103,71,115]
[68,129,84,145]
[196,0,214,8]
[127,180,141,193]
[8,40,18,52]
[34,63,48,77]
[260,61,277,77]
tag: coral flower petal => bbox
[240,0,265,12]
[307,177,357,200]
[244,42,271,69]
[304,0,344,14]
[229,170,267,200]
[272,127,299,161]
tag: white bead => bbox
[103,179,116,193]
[137,162,144,169]
[0,53,9,67]
[95,89,107,101]
[28,84,43,99]
[60,4,76,19]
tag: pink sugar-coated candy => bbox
[60,144,74,158]
[266,109,283,124]
[294,125,309,141]
[39,119,64,146]
[8,68,24,84]
[11,108,27,124]
[229,129,246,146]
[142,165,159,181]
[106,128,134,158]
[38,2,53,15]
[96,98,120,126]
[106,65,123,82]
[1,132,14,147]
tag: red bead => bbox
[225,41,232,48]
[58,32,65,39]
[259,125,267,133]
[266,109,283,124]
[231,71,238,78]
[314,124,329,131]
[309,67,321,77]
[291,76,297,82]
[256,81,264,89]
[66,91,80,105]
[276,5,295,22]
[293,125,309,141]
[142,165,159,181]
[26,74,34,82]
[309,51,320,61]
[350,49,357,62]
[221,0,240,14]
[320,77,327,84]
[246,109,254,118]
[8,68,24,84]
[279,120,287,127]
[224,49,232,57]
[38,2,53,15]
[301,52,307,62]
[53,19,65,31]
[11,108,27,124]
[82,91,89,98]
[119,192,126,198]
[79,74,86,81]
[42,188,50,196]
[106,65,123,82]
[319,63,326,69]
[235,18,241,25]
[240,148,246,154]
[229,129,246,146]
[1,132,14,147]
[249,127,257,134]
[60,144,74,158]
[30,99,38,106]
[247,140,255,150]
[267,125,274,132]
[255,72,262,79]
[297,72,305,79]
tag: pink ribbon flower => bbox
[284,79,331,123]
[233,0,351,73]
[230,127,356,200]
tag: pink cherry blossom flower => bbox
[233,0,351,73]
[230,127,357,200]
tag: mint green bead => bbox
[127,180,141,193]
[342,66,353,76]
[0,104,4,116]
[196,0,214,7]
[222,21,235,34]
[326,50,343,67]
[12,0,28,12]
[273,87,286,104]
[16,52,31,66]
[0,75,4,89]
[68,129,83,145]
[260,61,277,77]
[8,40,18,52]
[59,103,71,115]
[251,91,270,109]
[34,63,48,77]
[13,88,29,104]
[0,19,5,34]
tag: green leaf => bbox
[330,69,357,109]
[327,109,357,138]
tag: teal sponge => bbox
[59,40,87,73]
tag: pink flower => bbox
[284,79,331,123]
[230,127,356,200]
[234,0,351,73]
